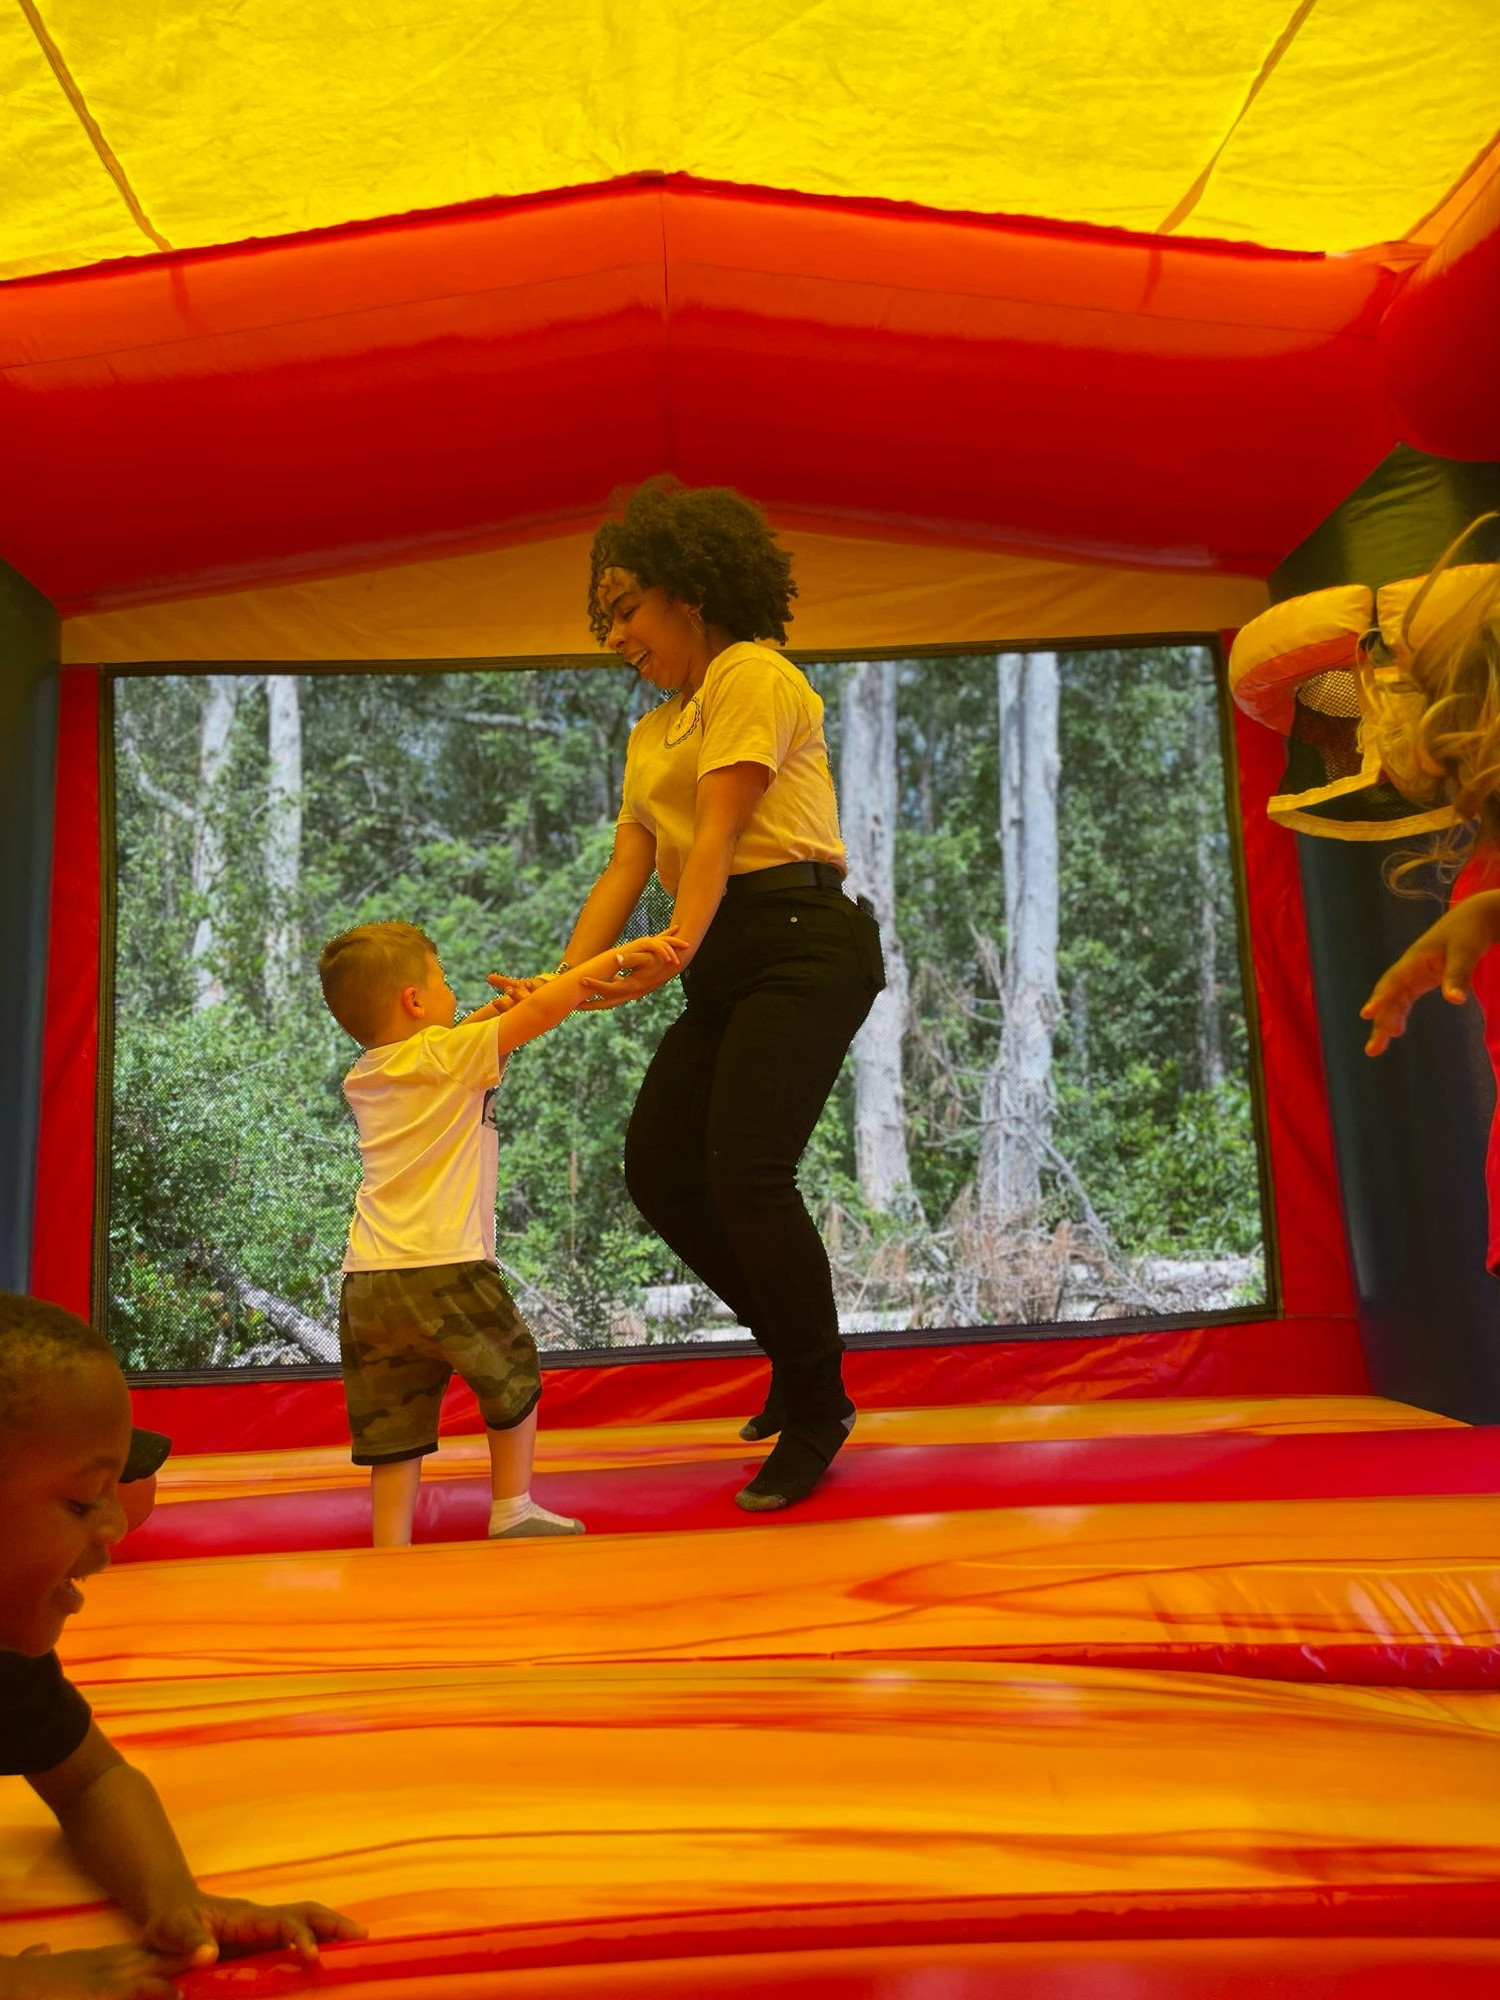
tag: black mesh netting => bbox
[1278,669,1430,825]
[106,655,1267,1373]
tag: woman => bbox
[560,477,885,1510]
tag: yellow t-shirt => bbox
[617,642,846,895]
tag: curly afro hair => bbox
[588,476,797,647]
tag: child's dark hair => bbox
[587,477,797,646]
[0,1293,115,1433]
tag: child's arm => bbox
[1361,890,1500,1055]
[0,1944,184,1999]
[26,1726,365,1972]
[461,976,546,1024]
[488,936,679,1055]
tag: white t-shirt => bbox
[340,1021,506,1272]
[618,641,846,895]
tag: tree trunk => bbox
[841,660,916,1213]
[189,676,242,1010]
[1193,685,1225,1090]
[979,651,1061,1225]
[264,674,303,1016]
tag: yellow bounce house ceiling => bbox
[3,0,1498,282]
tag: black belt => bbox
[724,860,846,898]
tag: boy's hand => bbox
[1361,892,1500,1055]
[140,1894,366,1966]
[576,932,684,1011]
[0,1944,186,2000]
[480,975,550,1014]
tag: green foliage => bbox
[108,1002,355,1368]
[1053,1070,1262,1257]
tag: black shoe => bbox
[735,1409,856,1512]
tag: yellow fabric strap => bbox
[15,0,171,253]
[61,529,1269,665]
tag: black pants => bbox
[624,882,885,1422]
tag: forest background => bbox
[108,646,1269,1371]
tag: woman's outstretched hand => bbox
[1361,891,1500,1055]
[482,937,682,1017]
[575,931,686,1010]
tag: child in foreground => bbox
[319,920,676,1547]
[0,1292,365,1999]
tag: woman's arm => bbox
[574,763,770,1009]
[493,936,678,1051]
[561,820,658,966]
[671,762,771,955]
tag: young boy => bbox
[0,1292,365,2000]
[318,920,674,1547]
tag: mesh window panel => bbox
[105,652,1270,1372]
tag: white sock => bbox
[489,1491,530,1533]
[488,1493,580,1534]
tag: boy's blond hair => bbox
[1368,516,1500,882]
[318,921,438,1045]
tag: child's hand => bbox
[0,1944,186,2000]
[576,932,684,1011]
[480,975,550,1015]
[140,1894,366,1967]
[1361,892,1500,1055]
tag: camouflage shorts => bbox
[338,1261,541,1465]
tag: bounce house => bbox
[2,8,1500,1995]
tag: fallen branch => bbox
[201,1252,340,1362]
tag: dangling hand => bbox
[1361,891,1500,1055]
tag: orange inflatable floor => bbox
[4,1397,1497,1995]
[146,1397,1468,1505]
[120,1394,1498,1562]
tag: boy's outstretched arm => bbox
[487,935,679,1050]
[27,1726,365,1971]
[1361,890,1500,1055]
[464,975,546,1022]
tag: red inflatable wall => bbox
[30,667,99,1318]
[1378,169,1500,463]
[0,178,1404,613]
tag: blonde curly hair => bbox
[1366,515,1500,880]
